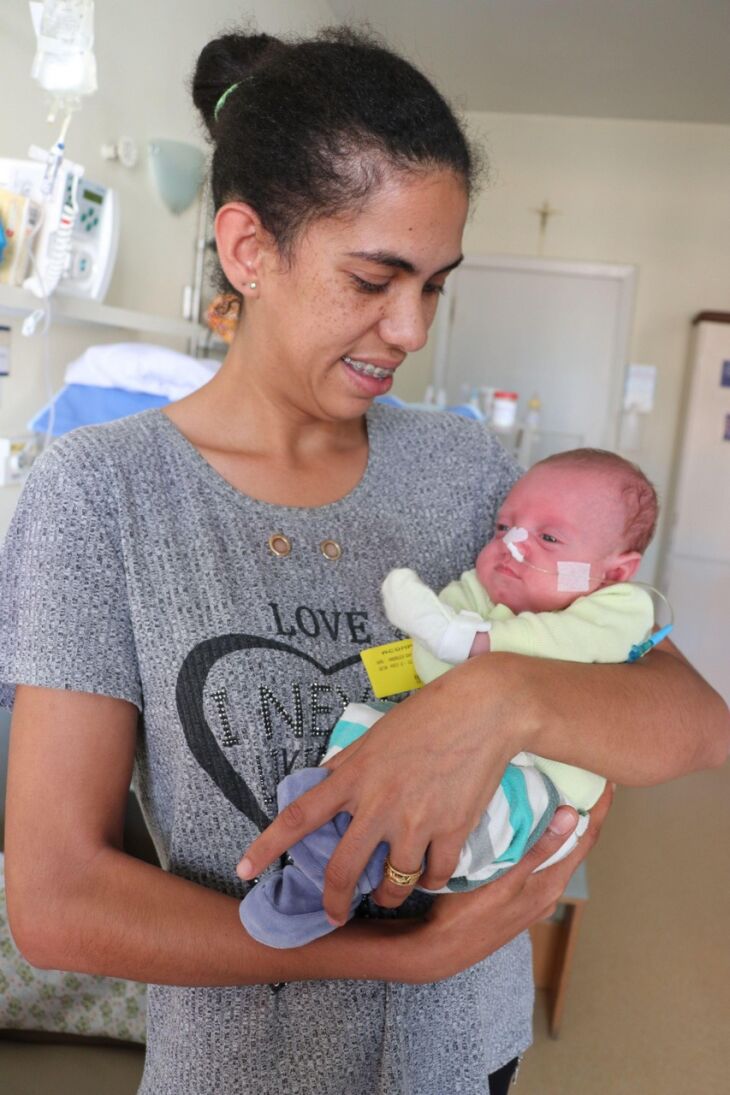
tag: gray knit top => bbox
[0,403,532,1094]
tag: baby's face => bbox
[475,463,631,613]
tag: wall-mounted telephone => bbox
[0,153,119,302]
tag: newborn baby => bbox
[241,448,658,948]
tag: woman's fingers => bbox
[397,787,615,984]
[369,838,429,909]
[516,805,580,880]
[578,781,613,852]
[416,833,465,892]
[320,735,366,772]
[237,774,349,880]
[514,784,613,892]
[572,781,613,850]
[321,815,385,923]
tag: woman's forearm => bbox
[481,644,730,785]
[9,846,413,986]
[5,687,418,987]
[226,640,726,925]
[14,800,610,989]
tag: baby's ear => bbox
[603,551,642,584]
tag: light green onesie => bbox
[411,573,654,811]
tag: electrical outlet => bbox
[0,435,39,487]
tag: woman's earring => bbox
[249,281,257,290]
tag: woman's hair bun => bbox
[192,25,476,298]
[192,32,285,136]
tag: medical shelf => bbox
[0,284,205,341]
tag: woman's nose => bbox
[377,291,430,353]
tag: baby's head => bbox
[476,449,658,614]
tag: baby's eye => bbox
[541,533,558,544]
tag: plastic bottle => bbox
[479,386,496,423]
[525,393,541,431]
[517,393,541,466]
[491,391,519,431]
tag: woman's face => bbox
[252,168,468,421]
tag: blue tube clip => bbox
[627,624,674,663]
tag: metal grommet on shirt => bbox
[320,539,342,561]
[268,532,292,557]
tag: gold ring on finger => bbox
[383,855,423,887]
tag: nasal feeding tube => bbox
[503,526,598,591]
[499,525,675,659]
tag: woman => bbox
[2,28,727,1095]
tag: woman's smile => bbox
[340,354,398,394]
[232,169,466,422]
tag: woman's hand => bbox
[396,785,612,985]
[239,655,533,923]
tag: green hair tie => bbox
[214,82,240,121]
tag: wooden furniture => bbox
[528,862,588,1038]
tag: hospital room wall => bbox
[0,0,335,537]
[394,112,730,584]
[2,1,335,317]
[3,8,729,580]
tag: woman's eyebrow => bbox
[346,250,464,277]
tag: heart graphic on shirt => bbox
[176,633,363,833]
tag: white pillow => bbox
[65,341,219,400]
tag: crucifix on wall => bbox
[532,199,561,254]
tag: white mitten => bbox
[381,568,491,664]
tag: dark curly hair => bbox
[191,27,480,298]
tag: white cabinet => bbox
[662,314,730,703]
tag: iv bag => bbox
[29,0,97,116]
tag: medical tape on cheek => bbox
[556,561,591,592]
[503,526,528,563]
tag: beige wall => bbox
[3,12,730,575]
[394,111,730,581]
[0,0,334,535]
[2,0,335,318]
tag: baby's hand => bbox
[469,631,492,657]
[381,568,491,664]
